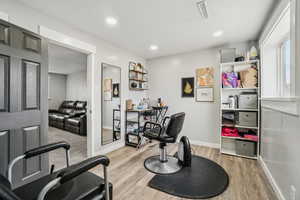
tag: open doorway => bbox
[47,43,88,169]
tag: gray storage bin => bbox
[220,48,236,63]
[238,112,257,127]
[235,140,257,157]
[239,94,257,109]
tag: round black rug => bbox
[148,155,229,199]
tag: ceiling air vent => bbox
[196,0,208,19]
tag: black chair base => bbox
[144,155,182,175]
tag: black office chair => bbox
[0,142,112,200]
[143,112,185,174]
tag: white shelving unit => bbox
[220,60,260,160]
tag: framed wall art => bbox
[181,77,194,97]
[103,78,112,101]
[196,87,214,102]
[196,67,214,87]
[112,83,120,98]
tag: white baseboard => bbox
[102,126,113,130]
[189,140,219,149]
[94,140,125,155]
[258,156,286,200]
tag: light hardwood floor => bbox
[48,127,87,169]
[91,143,277,200]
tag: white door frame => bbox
[39,26,96,157]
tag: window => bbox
[279,38,291,96]
[261,4,294,98]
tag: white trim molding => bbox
[258,156,286,200]
[102,126,113,130]
[0,11,9,21]
[261,96,299,116]
[189,140,220,149]
[39,25,97,157]
[95,140,125,155]
[38,26,96,54]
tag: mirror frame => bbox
[101,63,122,146]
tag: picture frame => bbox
[196,67,214,87]
[103,78,112,101]
[196,87,214,102]
[181,77,194,97]
[112,83,120,98]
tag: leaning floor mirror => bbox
[101,63,121,145]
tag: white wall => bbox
[148,49,220,146]
[259,0,300,200]
[66,71,88,101]
[102,65,121,129]
[48,73,66,110]
[0,0,147,154]
[147,43,253,146]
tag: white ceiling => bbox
[18,0,277,59]
[48,43,87,75]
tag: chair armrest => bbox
[0,184,21,200]
[58,155,110,184]
[48,109,59,113]
[162,116,170,127]
[69,112,86,118]
[24,141,70,159]
[37,155,110,200]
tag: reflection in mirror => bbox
[102,63,121,145]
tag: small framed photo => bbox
[112,83,120,98]
[181,77,195,98]
[103,78,112,101]
[196,87,214,102]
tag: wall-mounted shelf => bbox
[128,62,148,91]
[220,59,260,159]
[129,78,147,82]
[130,88,148,91]
[129,69,147,74]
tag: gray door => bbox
[0,19,48,188]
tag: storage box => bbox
[239,94,257,109]
[220,48,236,63]
[235,140,257,157]
[238,112,257,127]
[222,111,236,125]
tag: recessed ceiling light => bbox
[149,45,159,51]
[213,30,223,37]
[105,17,118,26]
